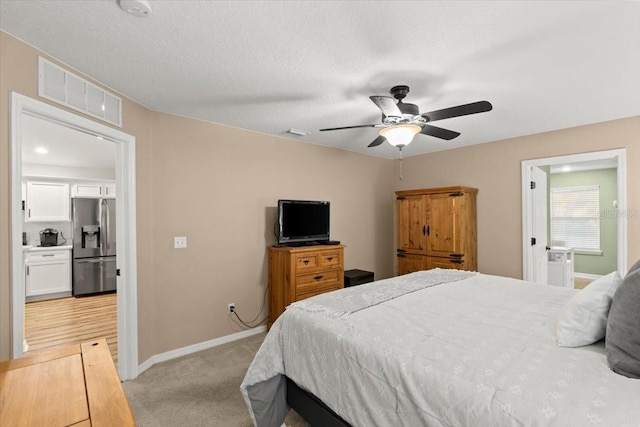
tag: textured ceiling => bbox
[2,0,640,160]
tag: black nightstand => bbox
[344,269,374,287]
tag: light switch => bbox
[174,236,187,249]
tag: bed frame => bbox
[286,377,352,426]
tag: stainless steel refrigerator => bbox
[72,198,117,296]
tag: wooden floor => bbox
[24,292,117,364]
[574,277,594,290]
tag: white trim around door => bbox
[521,149,627,282]
[10,92,139,380]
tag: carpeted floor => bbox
[122,332,305,426]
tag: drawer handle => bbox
[303,260,309,265]
[313,275,324,281]
[42,254,55,257]
[327,257,333,261]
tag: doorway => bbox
[521,149,627,283]
[10,92,139,380]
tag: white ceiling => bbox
[549,157,618,174]
[21,114,116,170]
[2,0,640,161]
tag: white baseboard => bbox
[137,326,267,377]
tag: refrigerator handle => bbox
[76,258,108,264]
[101,199,108,255]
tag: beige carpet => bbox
[122,332,305,426]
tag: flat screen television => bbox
[277,199,330,245]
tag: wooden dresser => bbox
[0,339,135,426]
[268,245,345,328]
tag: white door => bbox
[531,166,548,284]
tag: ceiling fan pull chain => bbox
[398,147,404,180]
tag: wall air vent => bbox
[38,57,122,127]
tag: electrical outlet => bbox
[174,236,187,249]
[228,303,235,314]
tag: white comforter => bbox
[241,270,640,427]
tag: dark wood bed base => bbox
[286,377,352,427]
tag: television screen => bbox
[278,200,330,245]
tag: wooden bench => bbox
[0,338,135,426]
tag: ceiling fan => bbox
[319,85,493,149]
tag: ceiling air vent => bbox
[38,57,122,127]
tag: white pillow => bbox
[556,271,623,347]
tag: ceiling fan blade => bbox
[419,125,461,140]
[319,124,379,131]
[421,101,493,122]
[367,135,386,147]
[369,96,402,118]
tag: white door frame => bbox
[10,92,139,380]
[521,149,627,281]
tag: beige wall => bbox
[0,32,395,361]
[395,117,640,279]
[148,113,395,354]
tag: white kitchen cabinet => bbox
[25,248,72,297]
[71,182,116,199]
[25,181,70,222]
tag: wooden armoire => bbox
[396,186,477,275]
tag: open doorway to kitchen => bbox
[10,92,139,380]
[522,149,627,287]
[21,112,118,361]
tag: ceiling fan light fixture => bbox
[380,124,421,147]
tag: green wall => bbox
[549,168,617,275]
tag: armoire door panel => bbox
[427,193,460,256]
[397,195,428,253]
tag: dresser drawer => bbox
[297,284,340,301]
[294,253,319,270]
[296,269,341,293]
[319,251,341,268]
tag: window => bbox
[550,185,600,253]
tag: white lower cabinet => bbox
[25,249,72,296]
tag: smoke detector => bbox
[118,0,152,17]
[286,128,310,137]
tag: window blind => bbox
[550,185,600,251]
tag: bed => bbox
[241,269,640,427]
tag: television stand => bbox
[268,244,345,328]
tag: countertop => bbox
[24,245,72,252]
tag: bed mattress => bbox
[241,270,640,427]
